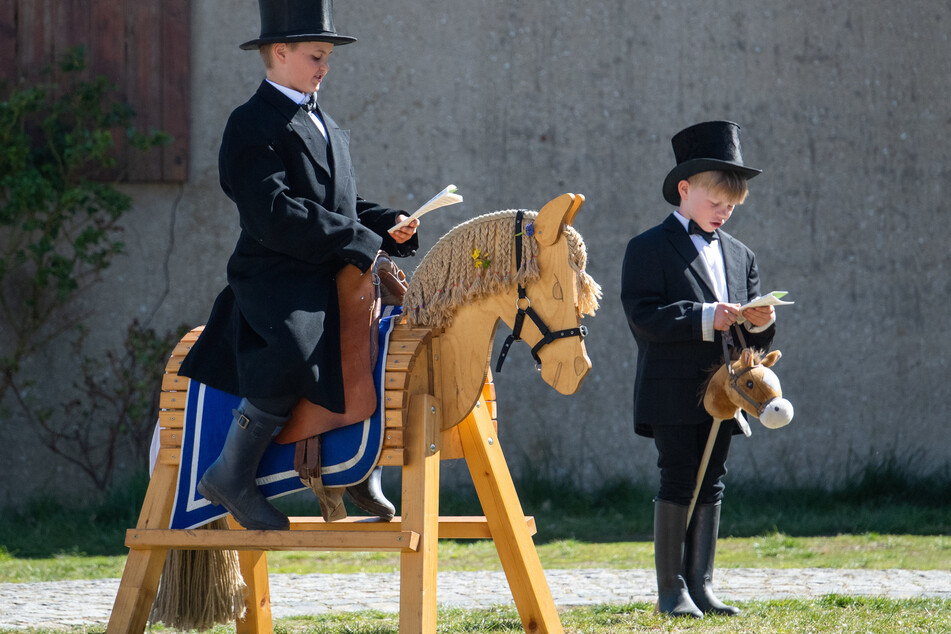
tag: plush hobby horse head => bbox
[702,348,794,436]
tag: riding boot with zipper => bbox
[345,466,395,521]
[654,499,703,618]
[684,501,740,615]
[197,398,291,531]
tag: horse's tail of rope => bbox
[149,518,247,630]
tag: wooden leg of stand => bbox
[237,550,272,634]
[399,393,441,634]
[107,464,178,634]
[107,548,169,634]
[458,398,564,634]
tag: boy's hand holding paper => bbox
[736,291,794,325]
[390,184,463,232]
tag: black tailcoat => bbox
[620,214,775,437]
[180,80,417,412]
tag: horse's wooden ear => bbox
[565,193,585,226]
[534,193,583,246]
[762,350,782,367]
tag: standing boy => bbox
[180,0,419,531]
[620,121,776,617]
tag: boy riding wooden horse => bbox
[179,0,419,531]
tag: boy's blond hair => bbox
[259,42,299,69]
[688,170,749,205]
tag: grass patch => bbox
[3,598,950,633]
[1,463,950,583]
[4,533,950,583]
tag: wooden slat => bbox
[384,408,403,428]
[126,0,161,181]
[384,390,406,409]
[285,516,536,540]
[14,0,51,81]
[125,528,420,553]
[170,341,194,357]
[378,448,403,465]
[159,391,187,409]
[156,447,180,465]
[181,327,204,341]
[387,339,424,356]
[383,429,403,448]
[57,0,91,79]
[164,355,184,373]
[482,381,496,402]
[388,327,431,342]
[384,370,409,390]
[385,354,415,372]
[0,2,15,72]
[158,410,185,428]
[159,428,183,447]
[159,0,189,181]
[161,373,189,391]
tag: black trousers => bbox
[652,420,734,506]
[247,394,299,418]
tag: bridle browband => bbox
[495,210,587,373]
[721,329,771,417]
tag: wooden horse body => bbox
[108,193,600,634]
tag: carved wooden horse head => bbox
[402,193,602,427]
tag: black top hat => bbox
[240,0,356,50]
[662,120,762,206]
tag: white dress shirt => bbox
[672,211,773,342]
[266,79,328,141]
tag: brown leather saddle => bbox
[275,252,407,481]
[277,252,407,444]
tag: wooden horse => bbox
[107,193,601,634]
[687,347,794,525]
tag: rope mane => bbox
[402,209,601,328]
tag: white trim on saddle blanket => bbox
[148,306,402,529]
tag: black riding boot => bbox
[346,466,395,521]
[197,399,290,530]
[654,499,703,618]
[685,501,740,616]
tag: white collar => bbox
[672,210,692,232]
[266,79,315,107]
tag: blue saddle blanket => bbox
[153,306,402,529]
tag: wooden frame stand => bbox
[107,330,563,633]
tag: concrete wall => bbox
[4,0,949,504]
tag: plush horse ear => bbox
[761,350,782,367]
[740,348,754,366]
[533,193,583,246]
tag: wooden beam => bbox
[125,529,420,552]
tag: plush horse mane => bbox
[403,209,601,328]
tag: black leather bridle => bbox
[495,210,588,373]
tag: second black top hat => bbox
[662,121,762,205]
